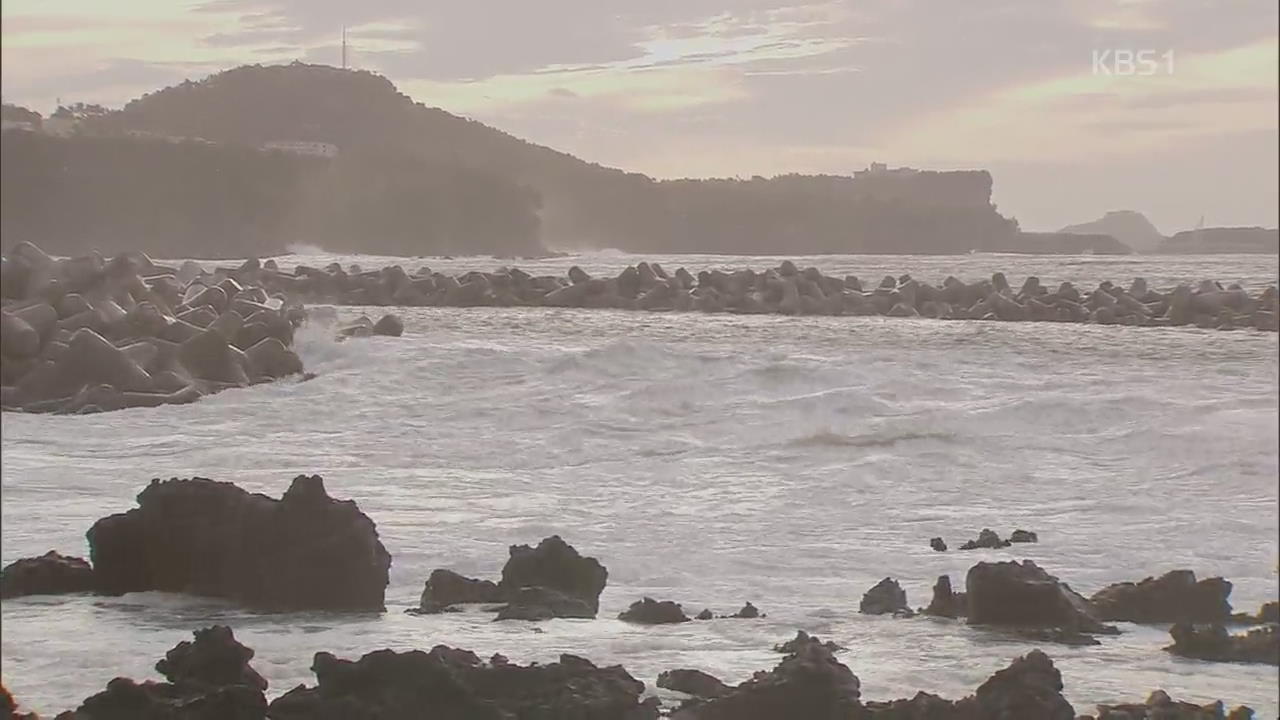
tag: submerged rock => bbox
[771,630,844,655]
[1084,689,1255,719]
[371,313,404,337]
[495,586,596,621]
[267,646,657,720]
[657,669,731,698]
[1165,623,1279,665]
[87,474,391,611]
[929,537,947,552]
[1089,570,1233,623]
[0,550,95,598]
[619,597,690,624]
[1008,529,1038,543]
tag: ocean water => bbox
[2,252,1278,716]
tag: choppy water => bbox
[2,252,1278,716]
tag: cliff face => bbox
[5,63,1023,256]
[1158,227,1279,254]
[1060,210,1165,253]
[0,131,543,259]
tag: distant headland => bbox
[2,64,1272,259]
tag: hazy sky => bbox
[2,0,1276,232]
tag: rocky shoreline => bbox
[1,473,1276,717]
[1,623,1261,719]
[1,242,307,414]
[239,257,1278,331]
[5,243,1276,412]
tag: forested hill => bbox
[4,63,1023,257]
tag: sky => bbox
[2,0,1277,233]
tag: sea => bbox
[2,251,1277,716]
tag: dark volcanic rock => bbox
[859,577,912,616]
[959,528,1011,550]
[772,630,844,655]
[966,560,1114,634]
[63,626,268,720]
[619,597,691,624]
[729,601,762,618]
[156,626,268,691]
[495,586,596,621]
[657,669,731,699]
[1008,529,1038,543]
[86,474,391,611]
[414,568,503,613]
[670,631,861,720]
[929,537,947,552]
[266,645,658,720]
[1165,622,1279,665]
[0,550,96,598]
[1086,689,1255,720]
[865,650,1075,719]
[966,648,1075,720]
[922,575,966,618]
[694,608,714,620]
[1089,570,1233,623]
[498,535,607,616]
[371,313,404,337]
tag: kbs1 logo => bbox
[1092,49,1175,76]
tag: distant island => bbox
[1057,210,1278,255]
[0,64,1256,259]
[1158,226,1279,254]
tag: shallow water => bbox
[2,252,1278,716]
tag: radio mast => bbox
[341,26,348,69]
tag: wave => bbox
[788,429,957,448]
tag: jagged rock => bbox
[1008,529,1038,543]
[929,537,947,552]
[729,601,762,618]
[860,577,912,616]
[413,569,503,613]
[959,528,1011,550]
[922,575,966,618]
[87,474,390,611]
[658,669,732,699]
[61,626,267,720]
[267,646,657,720]
[156,626,268,691]
[0,550,96,598]
[1165,623,1279,665]
[1089,570,1233,623]
[966,560,1115,635]
[772,630,844,654]
[965,649,1075,719]
[498,535,607,616]
[694,608,714,620]
[671,630,861,719]
[618,597,690,624]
